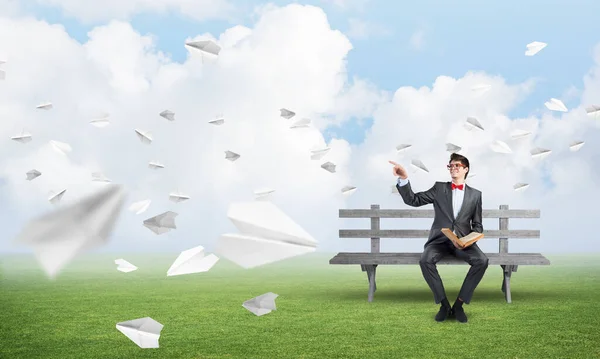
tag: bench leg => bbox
[360,264,378,302]
[501,265,517,303]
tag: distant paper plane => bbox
[254,188,275,200]
[490,140,512,154]
[148,161,164,170]
[569,141,584,152]
[242,292,278,316]
[0,59,5,80]
[585,105,600,119]
[48,189,67,204]
[166,246,219,276]
[128,199,151,215]
[446,143,461,152]
[92,172,111,183]
[290,118,311,129]
[531,147,551,160]
[525,41,547,56]
[321,161,336,173]
[310,147,330,160]
[90,114,110,128]
[36,102,53,110]
[396,144,412,153]
[280,108,295,119]
[544,98,568,112]
[471,84,491,94]
[116,317,163,349]
[11,130,32,144]
[341,186,357,197]
[159,110,175,121]
[14,185,126,279]
[411,159,429,173]
[26,169,41,181]
[135,129,153,144]
[513,183,529,192]
[465,117,484,131]
[115,259,138,273]
[225,150,240,161]
[510,129,531,139]
[208,118,224,125]
[185,40,221,56]
[143,211,178,235]
[215,201,318,269]
[49,140,72,155]
[168,191,190,203]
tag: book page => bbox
[458,232,484,244]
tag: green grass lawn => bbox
[1,253,599,359]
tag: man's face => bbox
[448,161,468,180]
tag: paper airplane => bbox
[290,118,311,129]
[465,117,484,131]
[0,60,5,80]
[396,144,412,153]
[185,40,221,56]
[48,189,67,204]
[569,141,584,152]
[544,98,568,112]
[280,108,295,119]
[128,199,151,215]
[310,147,330,160]
[490,140,512,154]
[115,259,138,273]
[525,41,547,56]
[513,183,529,192]
[446,143,461,152]
[143,211,178,235]
[168,191,190,203]
[90,115,110,128]
[585,105,600,119]
[92,172,111,183]
[14,185,126,279]
[166,245,219,276]
[148,161,164,170]
[530,147,551,160]
[321,162,336,173]
[242,292,278,316]
[341,186,357,197]
[411,159,429,173]
[208,118,224,125]
[215,201,318,269]
[49,140,72,155]
[36,102,53,110]
[135,129,153,144]
[471,84,491,94]
[159,110,175,121]
[390,185,400,195]
[11,130,32,144]
[510,129,531,139]
[254,188,275,200]
[26,169,41,181]
[225,150,240,161]
[116,317,163,349]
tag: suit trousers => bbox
[419,241,489,304]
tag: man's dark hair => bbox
[449,153,470,179]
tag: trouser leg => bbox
[453,243,489,304]
[419,243,452,304]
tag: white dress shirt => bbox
[397,177,465,218]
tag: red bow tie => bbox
[451,183,464,190]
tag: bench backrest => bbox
[339,204,540,254]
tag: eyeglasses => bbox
[447,164,465,170]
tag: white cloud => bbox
[346,18,390,40]
[35,0,235,23]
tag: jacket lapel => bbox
[456,185,472,220]
[445,182,454,221]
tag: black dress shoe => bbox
[453,306,468,323]
[435,305,452,322]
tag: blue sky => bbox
[19,0,600,144]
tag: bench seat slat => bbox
[339,209,540,219]
[329,252,550,265]
[339,229,540,239]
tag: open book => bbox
[441,228,484,249]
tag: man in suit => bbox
[389,153,488,323]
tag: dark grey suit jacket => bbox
[396,181,483,248]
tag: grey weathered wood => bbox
[339,229,540,239]
[365,265,377,302]
[329,252,551,265]
[501,265,515,303]
[499,204,509,254]
[370,204,380,253]
[360,264,377,292]
[339,209,540,219]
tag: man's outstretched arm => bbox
[471,193,483,233]
[396,177,437,207]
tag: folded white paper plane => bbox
[242,292,278,316]
[26,169,42,181]
[525,41,547,56]
[167,245,219,276]
[115,258,138,273]
[143,211,177,235]
[216,201,318,268]
[129,199,151,215]
[280,108,295,119]
[159,110,175,121]
[116,317,163,348]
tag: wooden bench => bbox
[329,204,550,303]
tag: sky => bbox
[1,0,600,264]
